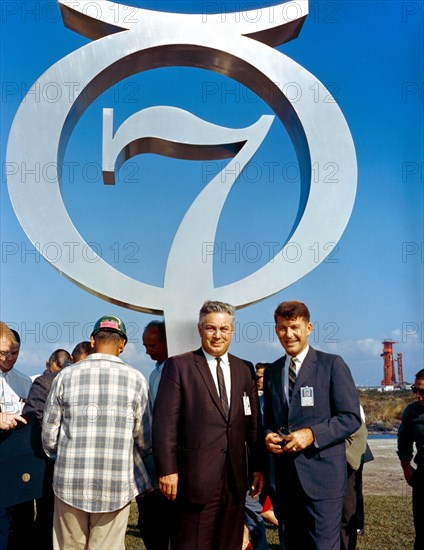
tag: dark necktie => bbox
[216,357,229,419]
[289,358,297,399]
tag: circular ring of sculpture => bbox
[7,2,357,314]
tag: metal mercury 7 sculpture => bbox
[6,1,357,353]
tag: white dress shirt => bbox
[203,349,232,406]
[284,345,310,404]
[0,368,32,414]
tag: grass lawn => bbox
[125,494,415,549]
[357,496,415,550]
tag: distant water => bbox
[368,433,397,439]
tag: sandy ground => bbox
[362,438,412,496]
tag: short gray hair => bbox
[199,301,235,324]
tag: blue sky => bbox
[1,0,423,385]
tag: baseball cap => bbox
[91,315,127,343]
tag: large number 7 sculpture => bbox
[7,1,356,353]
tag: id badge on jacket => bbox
[301,386,314,407]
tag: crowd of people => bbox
[0,300,422,550]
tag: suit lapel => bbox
[288,349,316,424]
[228,353,243,420]
[270,357,287,426]
[294,347,316,392]
[193,349,227,420]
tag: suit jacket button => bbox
[221,449,226,454]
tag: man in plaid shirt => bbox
[42,315,152,550]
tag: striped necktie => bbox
[289,358,297,399]
[216,357,229,419]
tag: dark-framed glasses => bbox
[411,385,424,396]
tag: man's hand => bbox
[265,428,314,454]
[159,473,178,500]
[265,432,286,454]
[283,428,315,453]
[249,471,265,498]
[401,461,415,487]
[0,413,27,431]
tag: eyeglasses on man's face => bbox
[411,385,424,396]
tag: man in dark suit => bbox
[263,301,361,550]
[153,301,265,550]
[136,321,173,550]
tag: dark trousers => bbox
[34,493,54,550]
[8,460,54,550]
[8,501,35,550]
[274,458,343,550]
[136,489,173,550]
[171,463,244,550]
[412,465,424,550]
[8,496,54,550]
[340,465,357,550]
[354,463,365,531]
